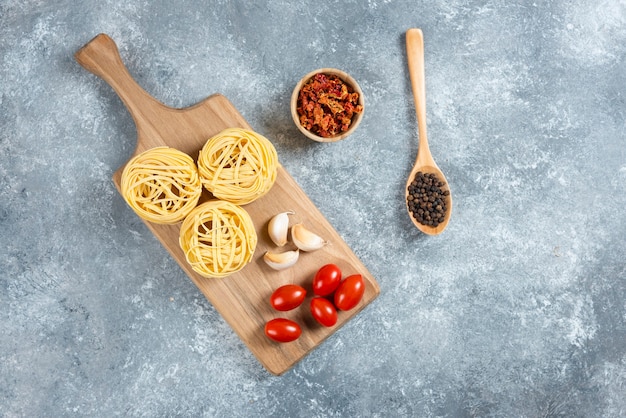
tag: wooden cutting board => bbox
[75,34,380,375]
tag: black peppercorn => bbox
[407,171,449,227]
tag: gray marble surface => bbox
[2,0,625,416]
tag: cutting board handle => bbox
[74,33,166,127]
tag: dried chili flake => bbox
[296,73,363,138]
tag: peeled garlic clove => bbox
[263,249,300,270]
[291,223,327,252]
[268,211,294,247]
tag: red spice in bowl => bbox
[291,69,364,142]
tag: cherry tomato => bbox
[270,284,306,311]
[313,264,342,296]
[264,318,302,342]
[310,297,338,327]
[334,274,365,311]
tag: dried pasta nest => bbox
[121,147,202,224]
[198,128,278,205]
[179,200,257,279]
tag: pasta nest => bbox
[179,200,257,278]
[121,147,202,224]
[198,128,278,205]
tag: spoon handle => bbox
[406,28,433,166]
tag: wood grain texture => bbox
[75,34,380,375]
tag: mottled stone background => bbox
[1,0,625,416]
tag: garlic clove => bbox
[268,211,294,247]
[291,223,328,252]
[263,249,300,270]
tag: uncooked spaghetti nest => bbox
[179,200,257,278]
[121,147,202,224]
[197,128,278,205]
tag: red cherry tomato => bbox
[264,318,302,342]
[310,297,338,327]
[334,274,365,311]
[313,264,342,296]
[270,284,306,311]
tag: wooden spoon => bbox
[404,28,452,235]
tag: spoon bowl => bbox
[404,28,452,235]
